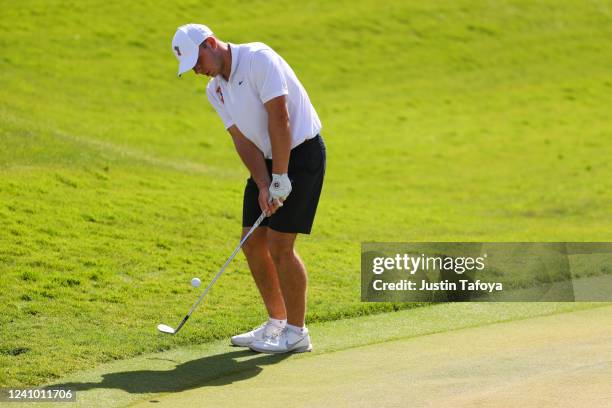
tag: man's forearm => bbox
[265,96,291,174]
[228,126,270,189]
[268,117,291,174]
[241,147,270,189]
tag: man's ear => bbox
[204,36,217,49]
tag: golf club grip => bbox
[185,212,266,318]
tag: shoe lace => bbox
[265,326,285,339]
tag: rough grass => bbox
[1,0,612,386]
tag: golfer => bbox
[171,24,325,353]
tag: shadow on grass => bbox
[46,349,290,394]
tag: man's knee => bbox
[267,232,296,263]
[242,228,267,258]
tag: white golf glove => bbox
[269,173,292,203]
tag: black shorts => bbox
[243,135,326,234]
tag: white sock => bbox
[268,317,287,328]
[286,323,305,335]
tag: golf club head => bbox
[155,213,263,337]
[157,324,176,334]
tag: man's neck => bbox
[222,43,232,81]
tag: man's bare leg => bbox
[266,230,307,327]
[241,226,286,320]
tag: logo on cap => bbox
[174,46,182,56]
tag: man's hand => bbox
[269,173,292,206]
[258,187,282,217]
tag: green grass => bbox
[40,302,606,408]
[1,0,612,387]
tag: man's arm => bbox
[228,125,269,189]
[264,95,291,174]
[228,125,277,215]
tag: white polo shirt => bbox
[205,42,321,159]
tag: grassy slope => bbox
[1,0,611,386]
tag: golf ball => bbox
[191,277,201,288]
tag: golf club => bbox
[157,211,266,335]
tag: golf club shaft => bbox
[174,211,266,332]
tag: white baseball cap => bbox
[172,24,213,76]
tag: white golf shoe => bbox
[230,320,285,347]
[249,327,312,354]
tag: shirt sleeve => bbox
[206,81,234,129]
[250,50,289,104]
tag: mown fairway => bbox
[33,303,611,408]
[1,0,611,386]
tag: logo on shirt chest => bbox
[216,86,225,104]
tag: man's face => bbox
[192,40,220,77]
